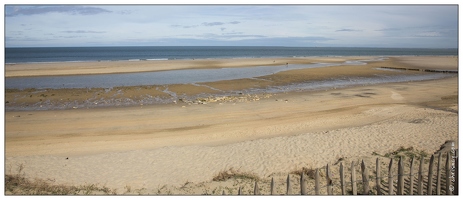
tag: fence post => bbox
[436,152,442,195]
[418,156,424,195]
[361,160,370,195]
[388,158,394,195]
[254,181,259,195]
[427,154,435,195]
[376,158,381,195]
[238,187,242,195]
[315,168,320,195]
[409,156,415,195]
[455,153,458,195]
[222,190,225,195]
[301,171,307,195]
[340,162,346,195]
[326,164,333,195]
[445,152,451,195]
[271,177,275,195]
[286,174,291,195]
[398,156,404,195]
[351,161,357,195]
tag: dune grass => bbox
[212,168,260,182]
[5,164,117,195]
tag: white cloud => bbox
[415,31,442,37]
[4,5,458,48]
[6,6,112,16]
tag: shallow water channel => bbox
[5,59,373,90]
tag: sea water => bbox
[5,46,457,64]
[4,47,457,89]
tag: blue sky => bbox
[4,4,459,48]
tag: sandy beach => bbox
[4,56,458,194]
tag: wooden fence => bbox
[228,151,458,195]
[379,66,458,74]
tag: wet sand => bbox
[5,56,370,77]
[4,56,459,194]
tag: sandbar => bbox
[6,56,381,77]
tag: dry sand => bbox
[4,56,459,194]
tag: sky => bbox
[3,4,459,48]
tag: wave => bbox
[146,58,169,61]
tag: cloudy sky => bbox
[4,4,458,48]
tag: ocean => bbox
[5,46,458,64]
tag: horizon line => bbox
[5,45,458,49]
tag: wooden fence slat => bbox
[351,161,357,195]
[361,160,370,195]
[445,152,451,195]
[271,177,275,195]
[455,153,458,195]
[397,156,404,195]
[388,158,394,195]
[286,174,291,195]
[315,168,320,195]
[436,152,442,195]
[254,181,259,195]
[427,154,435,195]
[238,187,242,195]
[301,171,307,195]
[418,156,424,195]
[340,162,346,195]
[222,190,225,195]
[376,158,381,195]
[409,156,415,195]
[326,164,333,195]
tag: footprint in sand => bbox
[390,91,404,100]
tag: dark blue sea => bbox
[5,46,458,64]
